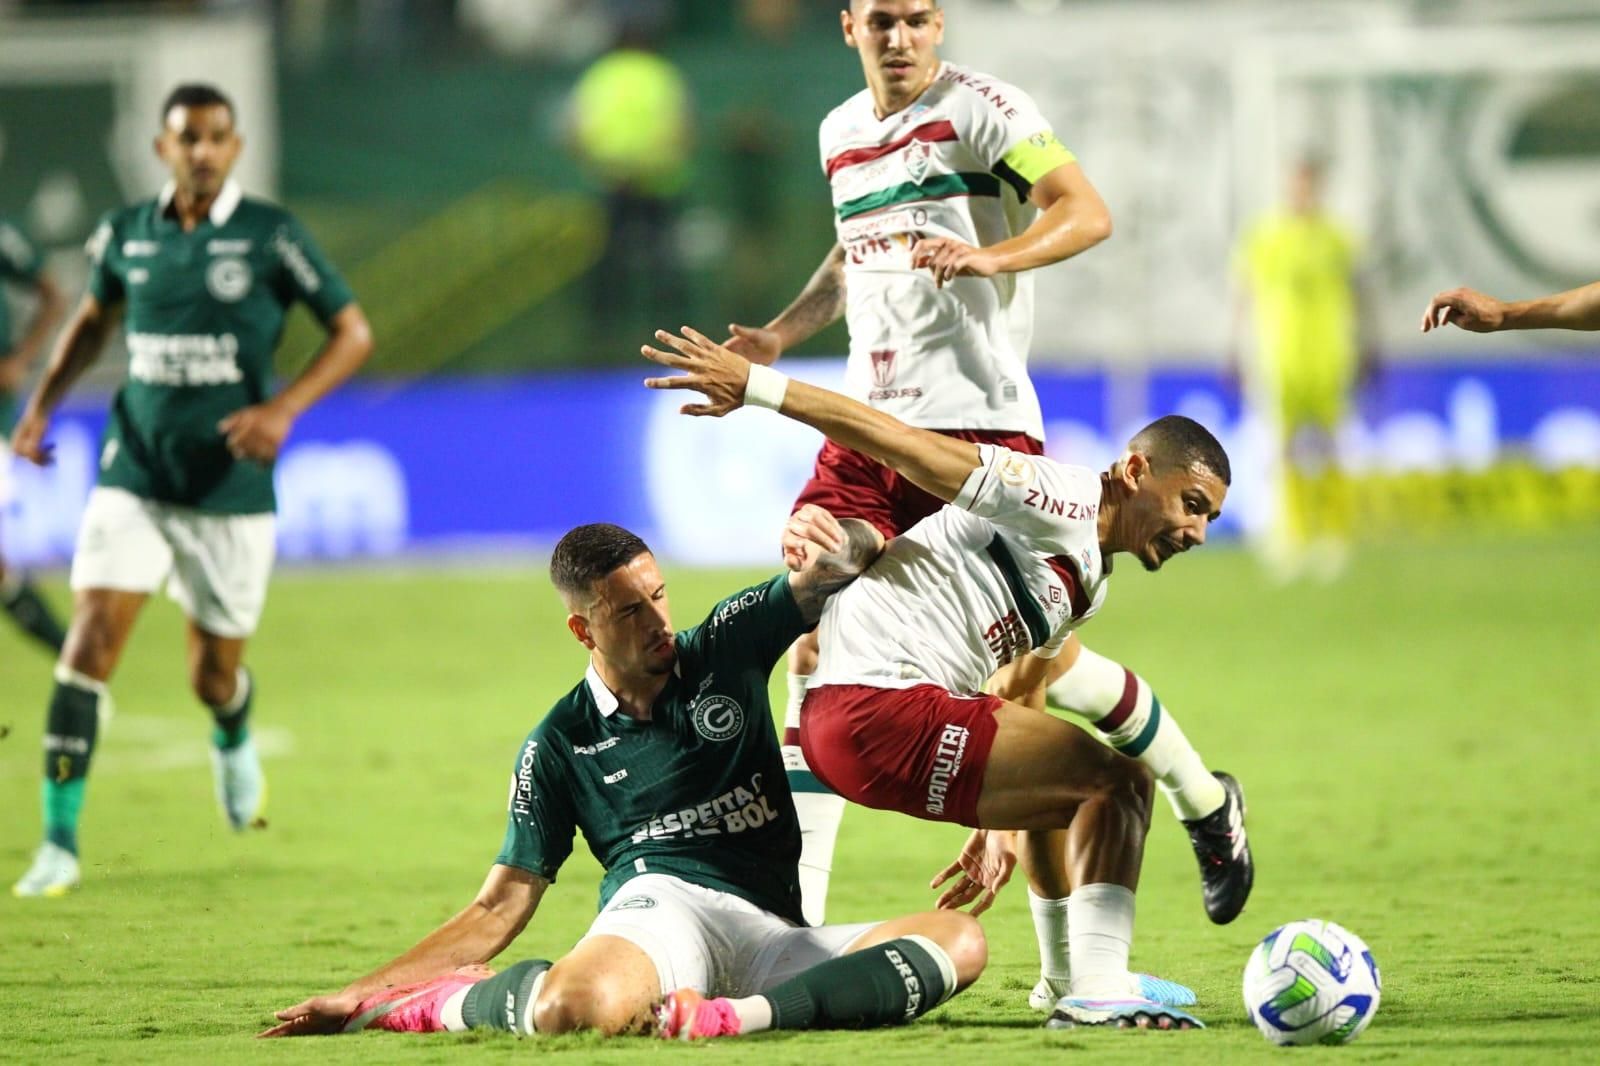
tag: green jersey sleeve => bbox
[84,212,123,307]
[270,214,355,325]
[0,219,41,283]
[493,727,578,881]
[679,574,810,676]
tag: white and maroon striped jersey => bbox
[812,444,1109,695]
[819,62,1077,441]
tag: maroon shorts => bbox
[799,683,1001,827]
[792,430,1044,539]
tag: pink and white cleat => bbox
[655,988,743,1040]
[342,965,494,1033]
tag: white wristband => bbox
[744,364,790,410]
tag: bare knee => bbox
[533,973,644,1036]
[936,912,989,988]
[1109,757,1156,825]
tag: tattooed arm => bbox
[784,505,885,624]
[723,244,848,366]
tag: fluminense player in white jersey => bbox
[722,0,1113,946]
[642,326,1255,1031]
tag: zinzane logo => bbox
[1025,489,1095,520]
[692,695,744,741]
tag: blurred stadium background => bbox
[1,0,1597,567]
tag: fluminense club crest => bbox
[903,140,932,185]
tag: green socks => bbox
[762,935,955,1030]
[460,959,552,1034]
[42,669,104,855]
[209,668,253,750]
[2,577,67,653]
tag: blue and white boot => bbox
[1029,973,1196,1010]
[210,735,267,830]
[1045,995,1204,1030]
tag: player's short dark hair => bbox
[1129,415,1231,486]
[161,83,235,125]
[550,523,652,605]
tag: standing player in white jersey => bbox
[723,0,1113,951]
[642,327,1254,1029]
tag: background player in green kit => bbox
[0,215,68,654]
[263,518,988,1042]
[8,84,373,898]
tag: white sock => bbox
[785,671,846,926]
[1067,883,1135,999]
[441,987,470,1032]
[1028,888,1071,988]
[1046,649,1225,821]
[726,994,774,1033]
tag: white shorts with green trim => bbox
[70,486,276,638]
[580,873,876,998]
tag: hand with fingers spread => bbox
[782,503,846,571]
[1420,287,1505,334]
[722,322,783,366]
[218,399,295,464]
[911,236,1001,290]
[929,828,1016,916]
[641,326,753,416]
[258,991,361,1038]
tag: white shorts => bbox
[0,437,13,509]
[581,873,877,998]
[70,487,276,639]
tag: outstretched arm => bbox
[643,326,980,503]
[723,243,847,365]
[0,271,65,393]
[1422,281,1600,334]
[783,504,885,623]
[262,864,545,1037]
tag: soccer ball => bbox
[1242,919,1381,1045]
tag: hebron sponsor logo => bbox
[925,724,970,816]
[509,738,538,818]
[712,588,765,626]
[631,772,783,842]
[1025,488,1096,520]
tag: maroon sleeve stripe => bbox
[1045,554,1093,619]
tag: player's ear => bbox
[840,7,857,46]
[566,613,594,649]
[932,7,945,44]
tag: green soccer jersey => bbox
[84,180,354,513]
[496,575,811,925]
[0,216,44,436]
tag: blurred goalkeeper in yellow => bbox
[1232,157,1374,580]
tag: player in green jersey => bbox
[9,84,374,898]
[264,517,990,1042]
[0,215,68,654]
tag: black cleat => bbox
[1182,771,1253,924]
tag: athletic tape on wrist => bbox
[744,364,790,410]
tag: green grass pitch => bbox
[3,531,1597,1063]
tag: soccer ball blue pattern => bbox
[1242,919,1381,1045]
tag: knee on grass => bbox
[532,972,648,1035]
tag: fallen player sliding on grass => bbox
[262,517,990,1040]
